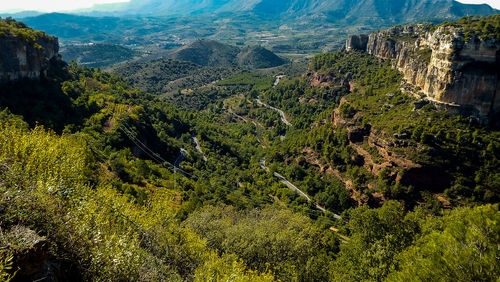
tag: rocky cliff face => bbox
[0,35,59,82]
[347,25,500,124]
[345,35,369,52]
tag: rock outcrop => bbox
[308,71,351,89]
[345,35,369,52]
[0,34,59,82]
[346,24,500,124]
[1,225,79,281]
[331,98,452,192]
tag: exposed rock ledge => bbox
[331,99,452,192]
[0,34,59,82]
[347,25,500,124]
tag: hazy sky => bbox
[457,0,500,9]
[0,0,130,12]
[0,0,499,12]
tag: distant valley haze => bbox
[1,0,497,63]
[0,0,130,13]
[1,0,499,12]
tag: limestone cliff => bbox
[0,33,59,82]
[347,24,500,124]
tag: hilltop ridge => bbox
[165,39,286,68]
[89,0,499,24]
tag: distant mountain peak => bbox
[94,0,498,23]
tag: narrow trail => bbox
[260,158,341,220]
[256,98,292,126]
[273,75,285,87]
[174,148,188,176]
[192,136,208,162]
[228,108,265,128]
[254,75,292,127]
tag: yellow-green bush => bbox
[0,18,55,44]
[0,122,274,281]
[194,252,275,282]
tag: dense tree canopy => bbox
[1,15,499,281]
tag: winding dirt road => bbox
[260,158,341,219]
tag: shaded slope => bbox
[237,46,287,69]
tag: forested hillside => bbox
[112,58,238,96]
[60,43,137,68]
[0,17,499,281]
[163,39,286,68]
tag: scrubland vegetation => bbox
[1,16,499,281]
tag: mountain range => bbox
[0,9,499,282]
[88,0,498,24]
[5,0,499,63]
